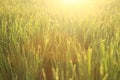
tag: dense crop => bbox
[0,0,120,80]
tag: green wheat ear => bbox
[88,47,92,78]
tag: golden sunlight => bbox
[62,0,87,5]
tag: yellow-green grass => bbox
[0,0,120,80]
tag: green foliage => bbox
[0,0,120,80]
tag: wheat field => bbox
[0,0,120,80]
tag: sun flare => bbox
[63,0,86,5]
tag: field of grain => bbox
[0,0,120,80]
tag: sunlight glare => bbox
[63,0,86,5]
